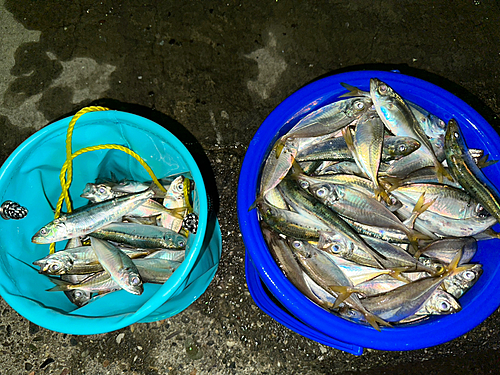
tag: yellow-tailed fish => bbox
[290,239,390,331]
[370,78,449,182]
[352,108,389,202]
[445,118,500,223]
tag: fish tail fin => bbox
[342,126,356,152]
[274,136,288,158]
[403,193,434,253]
[388,267,412,283]
[248,194,265,212]
[329,285,358,309]
[407,230,430,257]
[363,311,392,331]
[444,247,474,277]
[434,162,453,184]
[339,82,368,98]
[482,228,500,239]
[379,176,402,192]
[477,154,499,169]
[166,206,188,220]
[288,159,306,180]
[373,184,392,205]
[46,277,72,292]
[403,192,435,229]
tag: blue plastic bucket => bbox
[238,70,500,353]
[0,110,221,334]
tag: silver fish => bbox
[370,78,449,182]
[32,184,162,244]
[90,237,143,295]
[92,222,187,249]
[133,258,181,284]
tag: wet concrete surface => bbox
[1,1,500,374]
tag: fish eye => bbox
[440,301,451,312]
[299,180,309,189]
[354,101,364,110]
[454,132,459,139]
[74,291,83,298]
[178,240,186,247]
[463,270,476,281]
[130,276,141,286]
[378,84,388,94]
[315,187,328,198]
[50,264,60,272]
[475,204,488,217]
[331,244,341,253]
[398,144,407,152]
[39,228,48,235]
[434,264,445,274]
[292,240,302,249]
[176,183,184,192]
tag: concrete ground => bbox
[1,1,500,374]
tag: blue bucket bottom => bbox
[245,253,363,355]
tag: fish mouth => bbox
[31,235,46,244]
[369,78,380,93]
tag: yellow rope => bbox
[62,106,110,214]
[50,107,167,254]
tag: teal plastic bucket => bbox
[0,110,221,334]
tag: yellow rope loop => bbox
[50,107,167,254]
[62,106,110,214]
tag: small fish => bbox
[159,175,188,232]
[351,109,389,201]
[282,97,373,141]
[92,222,187,249]
[361,250,469,322]
[296,135,420,163]
[133,258,181,284]
[290,239,390,330]
[90,237,143,295]
[261,223,331,308]
[445,118,500,223]
[251,140,299,211]
[47,270,121,294]
[416,237,477,264]
[370,78,449,182]
[32,184,163,244]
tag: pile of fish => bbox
[255,78,500,330]
[31,174,196,307]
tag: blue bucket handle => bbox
[245,254,363,356]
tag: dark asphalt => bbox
[1,1,500,374]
